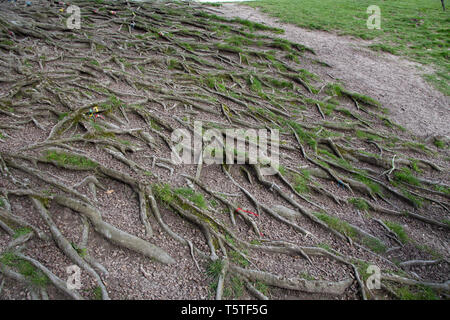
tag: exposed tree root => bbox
[231,265,353,295]
[381,274,450,292]
[15,252,84,300]
[53,195,175,265]
[30,197,110,300]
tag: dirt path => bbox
[217,4,450,138]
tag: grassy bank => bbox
[246,0,449,95]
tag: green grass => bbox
[434,185,450,195]
[215,42,243,54]
[222,286,232,298]
[71,242,87,258]
[13,227,33,239]
[44,150,98,169]
[315,212,386,253]
[91,286,103,300]
[0,252,49,287]
[229,250,249,267]
[254,281,269,296]
[277,165,287,176]
[362,236,387,254]
[349,197,370,211]
[393,167,421,186]
[368,43,397,55]
[107,95,123,109]
[395,285,438,300]
[206,259,225,298]
[322,103,336,116]
[168,58,182,70]
[195,11,284,33]
[384,220,409,243]
[345,91,380,108]
[408,158,422,173]
[229,276,244,298]
[154,184,209,211]
[402,141,430,154]
[300,272,316,281]
[414,243,443,260]
[87,84,109,95]
[224,234,236,247]
[206,259,224,278]
[153,183,174,204]
[287,120,317,149]
[292,172,309,194]
[356,130,383,142]
[174,187,207,209]
[354,173,382,195]
[222,276,245,299]
[317,242,332,252]
[248,0,449,95]
[58,112,69,120]
[0,39,15,46]
[250,239,261,245]
[209,199,218,208]
[225,35,254,47]
[401,189,424,208]
[433,139,446,149]
[354,260,371,282]
[89,59,100,66]
[326,83,381,107]
[314,212,358,238]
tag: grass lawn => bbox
[246,0,449,95]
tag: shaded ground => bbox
[0,0,448,301]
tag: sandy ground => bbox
[217,4,450,138]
